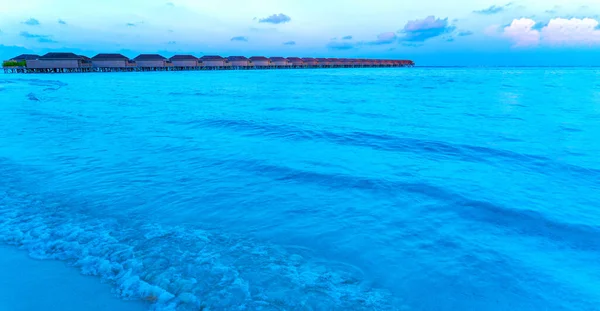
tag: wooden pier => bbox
[3,52,415,74]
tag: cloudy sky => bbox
[1,0,599,65]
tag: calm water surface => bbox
[1,68,599,310]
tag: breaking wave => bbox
[0,186,403,310]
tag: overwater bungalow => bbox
[134,54,167,68]
[26,52,85,69]
[2,50,414,73]
[329,58,343,67]
[91,53,130,68]
[301,58,318,67]
[170,55,199,68]
[200,55,226,68]
[11,54,40,61]
[286,57,304,68]
[78,55,92,68]
[347,58,357,67]
[315,58,330,67]
[2,54,39,68]
[249,56,271,68]
[269,57,289,68]
[341,58,351,67]
[227,56,250,68]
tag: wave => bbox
[197,157,600,252]
[0,184,402,311]
[0,78,67,90]
[264,106,329,114]
[187,117,600,179]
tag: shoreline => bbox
[0,245,148,311]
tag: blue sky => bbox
[1,0,599,66]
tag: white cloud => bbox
[541,18,600,46]
[501,17,600,47]
[502,18,540,47]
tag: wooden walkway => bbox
[3,64,413,74]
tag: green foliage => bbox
[2,60,26,67]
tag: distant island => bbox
[2,53,415,74]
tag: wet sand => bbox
[0,246,147,311]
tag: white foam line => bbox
[0,187,405,310]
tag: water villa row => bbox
[2,53,415,74]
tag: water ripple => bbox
[1,69,599,311]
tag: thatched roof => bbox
[91,53,129,60]
[133,54,167,61]
[249,56,269,61]
[40,52,82,60]
[170,55,198,61]
[11,54,40,61]
[227,56,249,61]
[200,55,224,60]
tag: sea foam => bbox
[0,186,403,310]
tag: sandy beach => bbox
[0,246,147,311]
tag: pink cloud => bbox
[500,17,600,47]
[377,32,397,41]
[541,18,600,46]
[502,18,540,47]
[404,16,448,32]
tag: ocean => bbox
[0,68,599,311]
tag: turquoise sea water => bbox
[0,68,599,311]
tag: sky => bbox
[1,0,600,66]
